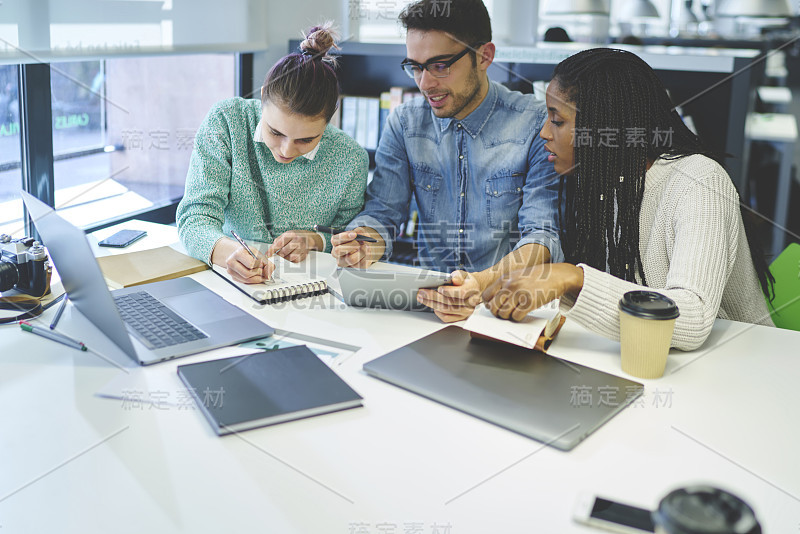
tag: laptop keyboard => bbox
[114,291,207,349]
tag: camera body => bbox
[0,234,51,297]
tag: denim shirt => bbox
[349,81,562,272]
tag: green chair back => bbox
[767,242,800,330]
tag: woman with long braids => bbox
[483,48,774,350]
[177,23,368,283]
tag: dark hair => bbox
[261,23,340,122]
[399,0,492,47]
[551,48,774,300]
[620,35,644,45]
[544,27,571,42]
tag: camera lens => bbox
[0,261,19,292]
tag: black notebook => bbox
[177,346,363,435]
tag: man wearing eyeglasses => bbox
[332,0,562,322]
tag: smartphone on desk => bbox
[573,493,655,533]
[98,229,147,248]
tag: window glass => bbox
[351,0,405,43]
[0,65,22,236]
[51,54,235,228]
[352,0,495,43]
[51,61,105,154]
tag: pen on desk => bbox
[230,230,259,261]
[313,225,378,243]
[49,294,68,330]
[19,321,87,351]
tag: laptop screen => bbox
[21,191,139,359]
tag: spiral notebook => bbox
[211,257,328,305]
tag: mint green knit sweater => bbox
[177,97,369,263]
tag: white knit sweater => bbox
[561,154,774,351]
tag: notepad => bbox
[211,256,328,304]
[177,346,363,436]
[97,245,209,289]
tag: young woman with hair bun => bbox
[177,23,368,283]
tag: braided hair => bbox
[552,48,774,300]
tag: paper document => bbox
[463,300,562,350]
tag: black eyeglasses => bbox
[400,44,480,79]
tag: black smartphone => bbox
[573,493,655,533]
[98,229,148,248]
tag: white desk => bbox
[1,227,798,533]
[757,86,792,113]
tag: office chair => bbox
[766,242,800,330]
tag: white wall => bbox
[250,0,348,97]
[492,0,540,45]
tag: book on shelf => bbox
[403,209,418,238]
[389,86,404,109]
[379,91,392,141]
[339,87,418,151]
[96,245,209,290]
[340,96,358,140]
[177,345,363,436]
[211,256,328,305]
[402,89,422,103]
[355,97,371,148]
[365,96,380,150]
[330,95,343,129]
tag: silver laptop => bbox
[22,191,274,365]
[363,326,644,451]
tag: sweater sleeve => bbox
[322,146,369,253]
[562,170,739,351]
[347,108,413,260]
[176,103,235,264]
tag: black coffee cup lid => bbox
[619,290,679,320]
[654,486,761,534]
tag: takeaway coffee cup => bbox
[653,486,761,534]
[618,291,679,378]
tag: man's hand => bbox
[266,230,322,263]
[211,237,275,284]
[330,226,385,269]
[482,263,584,321]
[417,270,486,323]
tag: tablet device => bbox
[335,267,451,311]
